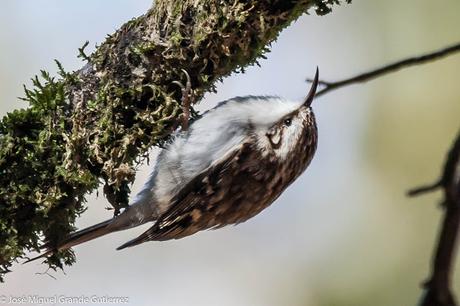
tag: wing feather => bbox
[117,143,249,250]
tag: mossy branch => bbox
[0,0,348,281]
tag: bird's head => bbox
[260,68,319,160]
[188,68,319,164]
[222,68,318,162]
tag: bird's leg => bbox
[172,69,194,131]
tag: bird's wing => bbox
[116,140,266,250]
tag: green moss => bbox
[312,0,352,15]
[0,66,93,280]
[0,0,349,281]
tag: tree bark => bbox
[0,0,346,280]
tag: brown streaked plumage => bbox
[118,112,317,248]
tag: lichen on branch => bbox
[0,0,348,281]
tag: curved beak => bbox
[303,67,319,107]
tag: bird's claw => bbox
[173,69,194,131]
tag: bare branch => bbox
[410,129,460,306]
[308,42,460,97]
[309,39,460,306]
[408,181,442,197]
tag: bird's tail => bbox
[25,219,114,263]
[25,202,155,263]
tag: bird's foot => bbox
[172,69,194,131]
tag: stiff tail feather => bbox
[25,219,113,263]
[25,201,156,263]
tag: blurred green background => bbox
[1,1,459,305]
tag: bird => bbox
[27,68,319,261]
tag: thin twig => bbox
[409,129,460,306]
[309,42,460,97]
[408,181,442,197]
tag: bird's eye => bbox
[283,118,292,126]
